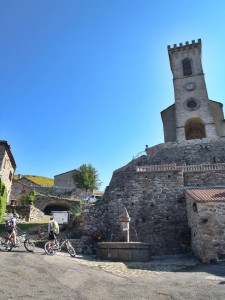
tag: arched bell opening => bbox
[185,118,206,140]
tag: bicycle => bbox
[44,236,76,257]
[0,229,35,252]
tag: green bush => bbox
[20,190,37,206]
[0,181,7,222]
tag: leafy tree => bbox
[20,190,37,206]
[73,164,101,192]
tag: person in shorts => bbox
[6,213,18,247]
[48,216,59,247]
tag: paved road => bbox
[0,247,225,299]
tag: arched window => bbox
[182,58,192,76]
[185,118,206,140]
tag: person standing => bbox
[48,216,59,247]
[6,213,19,247]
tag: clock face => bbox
[185,82,195,91]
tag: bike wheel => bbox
[44,241,56,255]
[0,238,13,252]
[67,242,76,257]
[24,239,35,252]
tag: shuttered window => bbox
[182,58,192,76]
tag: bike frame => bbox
[44,237,76,257]
[53,239,69,250]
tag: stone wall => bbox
[0,142,16,203]
[72,201,108,254]
[104,169,189,255]
[10,180,33,205]
[54,170,76,193]
[102,138,225,255]
[184,169,225,187]
[6,205,45,222]
[146,138,225,166]
[186,195,225,263]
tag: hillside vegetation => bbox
[14,175,54,187]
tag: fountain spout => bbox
[119,207,131,242]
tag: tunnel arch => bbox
[43,203,71,215]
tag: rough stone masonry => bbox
[78,40,225,260]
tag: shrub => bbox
[0,181,7,222]
[20,190,37,206]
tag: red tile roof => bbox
[185,188,225,202]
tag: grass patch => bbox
[14,175,54,187]
[0,215,50,234]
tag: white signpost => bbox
[51,211,69,225]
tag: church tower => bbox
[161,39,225,143]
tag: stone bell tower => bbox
[161,39,225,143]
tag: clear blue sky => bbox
[1,0,225,190]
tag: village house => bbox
[0,140,16,204]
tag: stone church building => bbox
[103,39,225,262]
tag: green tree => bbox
[73,164,101,193]
[20,190,37,206]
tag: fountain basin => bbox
[97,242,151,262]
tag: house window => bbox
[182,58,192,76]
[192,202,197,212]
[14,188,20,195]
[9,171,12,181]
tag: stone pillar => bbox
[119,207,131,242]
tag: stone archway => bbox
[185,118,206,140]
[34,194,80,214]
[43,203,71,215]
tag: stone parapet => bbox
[137,163,225,173]
[167,39,201,52]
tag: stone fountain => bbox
[97,207,151,262]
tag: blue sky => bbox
[1,0,225,190]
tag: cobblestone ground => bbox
[55,251,200,277]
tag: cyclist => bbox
[6,213,19,247]
[48,216,59,248]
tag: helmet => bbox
[13,213,18,218]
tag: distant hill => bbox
[14,175,54,187]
